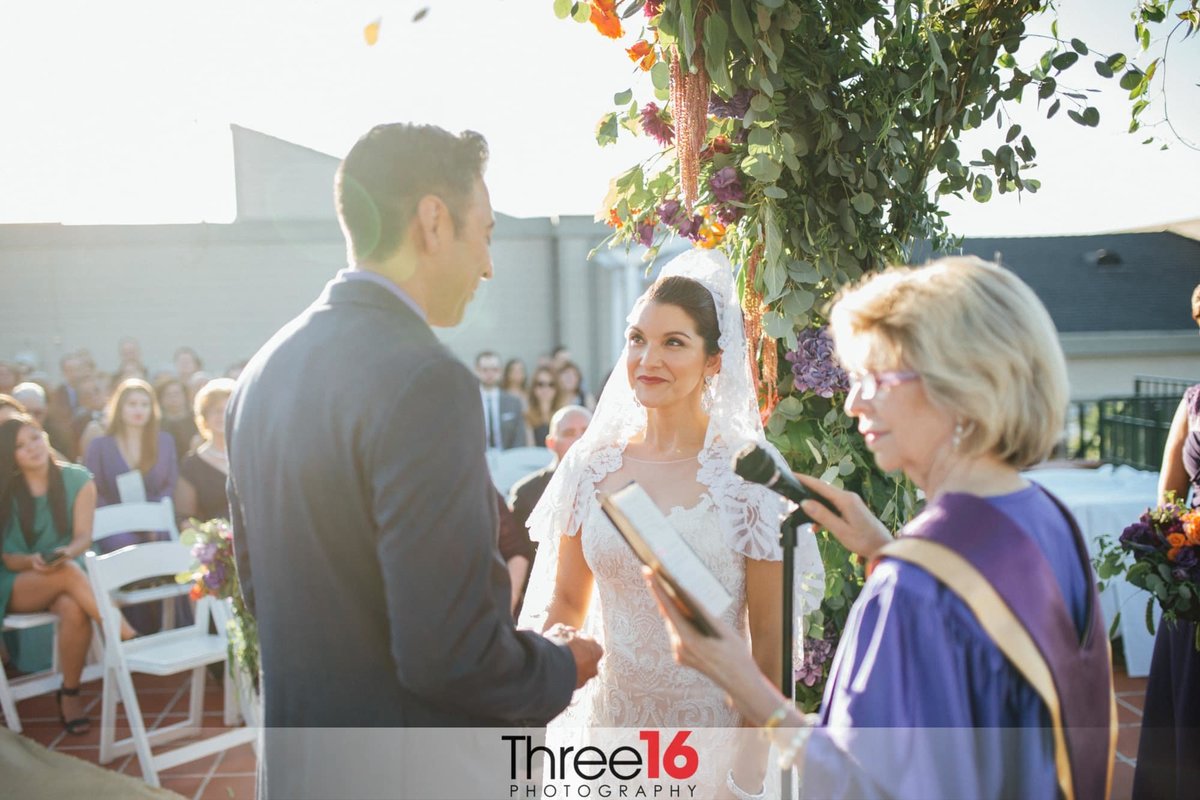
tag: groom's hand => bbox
[544,624,603,688]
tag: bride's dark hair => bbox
[646,276,721,356]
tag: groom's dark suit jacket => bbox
[226,275,575,737]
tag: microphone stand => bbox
[778,506,810,800]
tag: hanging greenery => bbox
[557,0,1191,709]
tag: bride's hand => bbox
[794,473,892,559]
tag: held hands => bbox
[544,623,603,689]
[794,473,892,559]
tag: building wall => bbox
[0,216,619,389]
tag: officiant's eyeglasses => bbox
[848,370,920,401]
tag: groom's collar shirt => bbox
[338,266,427,323]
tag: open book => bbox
[598,482,733,638]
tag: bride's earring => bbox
[701,375,715,413]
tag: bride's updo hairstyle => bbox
[645,276,722,356]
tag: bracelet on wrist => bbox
[761,699,793,730]
[725,769,767,800]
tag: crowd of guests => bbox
[476,345,597,449]
[0,338,241,734]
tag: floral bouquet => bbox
[176,518,259,690]
[1095,494,1200,650]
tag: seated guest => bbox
[173,346,202,385]
[495,490,533,619]
[476,351,528,450]
[555,360,595,411]
[0,394,27,424]
[156,377,199,464]
[648,257,1114,800]
[0,415,137,734]
[84,378,178,512]
[117,337,144,375]
[508,404,590,616]
[175,379,234,525]
[525,366,560,448]
[0,361,17,396]
[71,375,108,458]
[10,383,48,428]
[502,358,529,411]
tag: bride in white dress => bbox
[520,249,824,797]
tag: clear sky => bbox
[1,0,1197,236]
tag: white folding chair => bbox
[115,470,148,503]
[92,498,188,629]
[86,541,254,787]
[1,611,104,732]
[487,446,554,495]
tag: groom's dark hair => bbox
[335,123,489,263]
[647,276,722,356]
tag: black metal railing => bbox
[1134,375,1196,397]
[1096,395,1182,471]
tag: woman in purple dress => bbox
[83,378,177,524]
[1132,284,1200,800]
[646,257,1114,800]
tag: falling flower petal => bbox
[364,19,382,46]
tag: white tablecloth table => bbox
[1025,465,1161,677]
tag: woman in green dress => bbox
[0,414,136,734]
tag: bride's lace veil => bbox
[519,248,825,722]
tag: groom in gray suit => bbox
[226,123,600,798]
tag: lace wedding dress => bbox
[580,492,746,729]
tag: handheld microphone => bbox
[732,443,837,524]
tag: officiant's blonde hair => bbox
[830,256,1068,469]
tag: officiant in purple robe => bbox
[646,257,1116,800]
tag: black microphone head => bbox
[732,443,778,485]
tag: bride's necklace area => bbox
[622,452,699,464]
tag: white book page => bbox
[610,484,733,619]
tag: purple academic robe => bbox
[800,485,1109,799]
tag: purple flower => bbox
[786,329,850,398]
[1120,521,1161,552]
[203,561,227,591]
[1174,546,1198,572]
[794,635,835,687]
[639,102,674,146]
[677,214,704,241]
[715,204,743,225]
[657,199,685,227]
[709,88,754,119]
[192,542,218,565]
[636,221,655,247]
[709,167,745,204]
[1172,566,1191,582]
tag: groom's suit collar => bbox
[318,270,434,337]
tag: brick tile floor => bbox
[8,660,1150,800]
[11,671,255,800]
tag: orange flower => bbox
[698,220,727,249]
[1184,511,1200,545]
[1167,532,1187,549]
[607,208,622,228]
[589,0,623,39]
[699,135,732,160]
[1169,547,1182,562]
[627,40,656,70]
[190,583,204,601]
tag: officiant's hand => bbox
[794,473,892,559]
[545,624,603,688]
